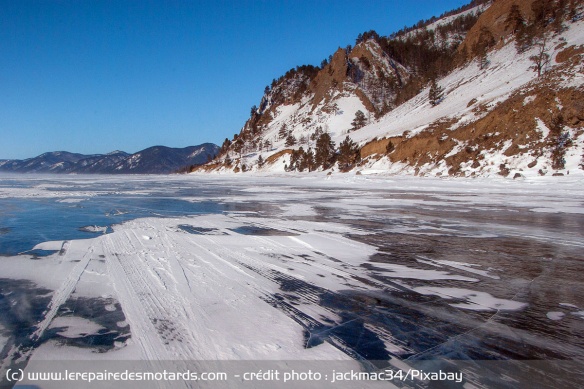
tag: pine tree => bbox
[351,110,367,131]
[304,148,316,172]
[315,132,336,169]
[257,155,264,168]
[254,137,263,152]
[331,103,340,115]
[233,137,244,156]
[278,124,288,140]
[285,133,297,147]
[296,147,307,171]
[263,139,272,152]
[505,4,525,34]
[532,0,551,30]
[428,79,444,106]
[386,140,395,154]
[550,114,568,170]
[515,23,535,53]
[552,0,568,33]
[289,148,303,171]
[310,126,324,142]
[220,138,231,154]
[338,136,361,172]
[472,27,495,60]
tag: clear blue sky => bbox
[0,0,469,159]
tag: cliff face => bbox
[459,0,537,56]
[346,40,409,113]
[199,0,584,178]
[310,48,349,109]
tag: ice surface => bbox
[49,316,106,338]
[0,174,583,389]
[0,333,7,351]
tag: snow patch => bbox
[546,312,565,321]
[414,287,527,311]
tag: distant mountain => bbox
[107,145,218,174]
[69,150,131,173]
[0,151,97,173]
[0,144,219,174]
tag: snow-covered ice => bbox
[0,174,583,388]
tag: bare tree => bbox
[530,34,550,77]
[478,50,490,70]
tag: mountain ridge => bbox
[0,144,219,174]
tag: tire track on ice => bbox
[105,230,196,389]
[105,229,212,360]
[105,232,166,360]
[31,241,94,342]
[249,234,391,291]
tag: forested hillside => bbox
[195,0,584,178]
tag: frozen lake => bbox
[0,173,583,388]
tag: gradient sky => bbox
[0,0,469,159]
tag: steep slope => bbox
[197,1,488,173]
[197,0,584,178]
[357,0,584,177]
[202,38,420,173]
